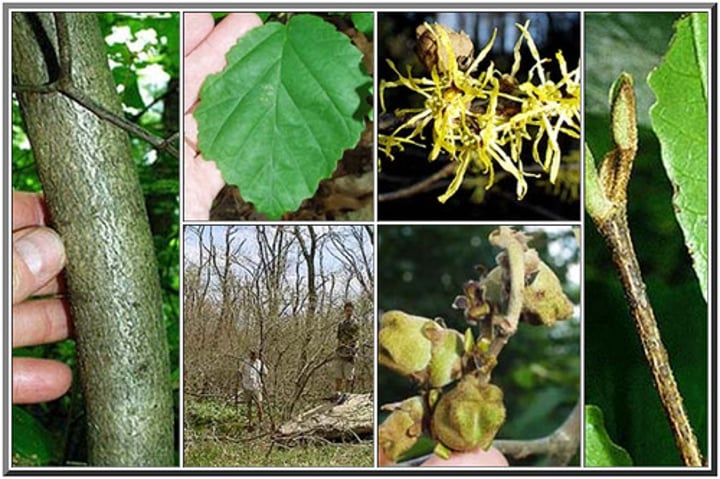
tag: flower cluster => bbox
[379,21,581,203]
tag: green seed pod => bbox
[521,260,574,326]
[425,326,465,388]
[379,310,440,381]
[379,396,427,462]
[430,375,506,452]
[481,266,505,305]
[482,258,573,327]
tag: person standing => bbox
[241,350,267,430]
[335,302,360,397]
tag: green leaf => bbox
[350,12,373,36]
[195,14,369,219]
[113,66,145,110]
[585,405,633,467]
[12,406,56,466]
[211,12,228,23]
[648,13,708,301]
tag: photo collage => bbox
[5,5,713,473]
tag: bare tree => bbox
[183,226,374,430]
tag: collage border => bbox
[2,1,717,475]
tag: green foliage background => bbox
[584,12,708,466]
[11,13,180,466]
[378,225,580,465]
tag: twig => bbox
[480,226,529,374]
[379,156,580,206]
[378,161,456,202]
[61,87,179,157]
[488,227,525,336]
[15,13,178,159]
[495,402,580,466]
[585,73,703,467]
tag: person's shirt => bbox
[336,315,360,360]
[242,358,267,391]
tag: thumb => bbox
[13,227,66,304]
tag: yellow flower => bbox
[379,21,580,203]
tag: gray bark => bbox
[12,12,174,466]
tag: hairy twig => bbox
[585,73,703,467]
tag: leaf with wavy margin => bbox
[648,13,708,300]
[195,14,370,219]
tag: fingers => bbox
[183,12,214,56]
[13,298,72,348]
[421,446,509,467]
[30,274,66,298]
[13,226,66,304]
[183,115,225,221]
[184,13,262,112]
[13,357,72,404]
[13,191,49,230]
[378,446,391,466]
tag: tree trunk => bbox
[274,393,373,443]
[12,12,174,466]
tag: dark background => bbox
[378,12,581,221]
[378,225,580,465]
[584,12,708,467]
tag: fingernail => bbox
[15,228,65,277]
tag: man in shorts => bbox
[241,350,267,430]
[335,302,360,398]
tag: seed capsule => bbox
[379,310,438,381]
[521,260,574,326]
[430,375,506,452]
[379,396,427,462]
[415,23,474,74]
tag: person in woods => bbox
[241,350,268,430]
[334,301,360,398]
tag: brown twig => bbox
[378,161,456,202]
[379,156,580,205]
[495,402,580,465]
[585,73,703,467]
[594,207,703,467]
[14,13,178,159]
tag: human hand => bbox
[378,444,509,467]
[183,13,263,220]
[419,446,509,467]
[12,191,72,404]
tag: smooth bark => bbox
[12,12,174,466]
